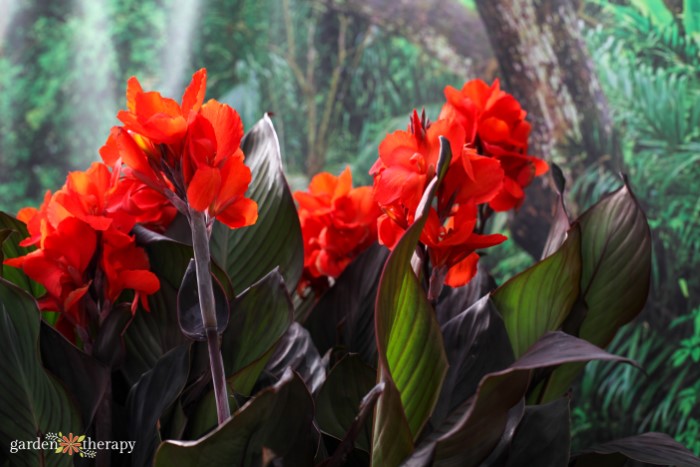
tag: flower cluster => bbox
[371,80,548,288]
[100,68,258,229]
[294,167,380,292]
[440,79,548,211]
[5,162,175,338]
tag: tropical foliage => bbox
[1,67,698,466]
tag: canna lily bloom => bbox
[294,167,380,291]
[101,68,258,230]
[371,110,465,216]
[4,161,170,340]
[440,79,548,211]
[116,68,206,145]
[421,202,506,287]
[100,229,160,313]
[371,110,507,289]
[5,217,97,327]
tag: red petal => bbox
[377,214,404,249]
[200,99,244,163]
[445,252,480,287]
[216,197,258,229]
[181,68,207,115]
[126,76,144,112]
[187,167,222,211]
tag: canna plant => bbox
[0,69,698,467]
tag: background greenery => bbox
[1,0,698,455]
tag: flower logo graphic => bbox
[56,433,83,455]
[45,432,96,458]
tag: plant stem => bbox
[188,207,230,425]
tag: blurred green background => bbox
[1,0,698,454]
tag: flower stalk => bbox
[188,207,230,424]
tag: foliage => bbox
[2,102,698,465]
[569,0,700,454]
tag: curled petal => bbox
[215,197,258,229]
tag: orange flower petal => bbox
[445,252,480,287]
[181,68,207,115]
[187,166,222,212]
[216,197,258,229]
[200,99,244,163]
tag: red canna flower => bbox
[100,229,160,313]
[4,161,172,340]
[440,79,548,211]
[6,217,97,328]
[421,202,506,287]
[371,110,506,288]
[294,167,380,292]
[101,68,258,230]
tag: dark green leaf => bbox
[316,355,376,452]
[408,331,635,467]
[154,370,317,467]
[578,180,652,346]
[40,322,109,428]
[492,225,582,358]
[122,278,188,384]
[262,322,326,393]
[372,138,450,466]
[0,278,80,467]
[304,243,388,365]
[92,305,132,368]
[124,227,232,384]
[0,212,44,297]
[372,376,414,467]
[210,115,303,294]
[436,263,497,325]
[432,296,514,428]
[320,383,383,467]
[543,180,652,400]
[504,398,571,467]
[177,259,230,340]
[541,165,571,260]
[222,268,293,396]
[126,344,191,467]
[571,432,700,467]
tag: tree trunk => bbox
[476,0,619,257]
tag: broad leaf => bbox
[316,355,376,452]
[124,226,233,383]
[577,180,652,346]
[492,225,582,358]
[304,243,388,365]
[540,163,571,259]
[407,331,635,467]
[372,138,450,466]
[0,212,44,297]
[0,278,80,467]
[432,296,514,428]
[210,115,303,294]
[504,398,571,467]
[177,259,230,340]
[40,322,109,428]
[126,344,191,467]
[222,268,293,396]
[571,433,700,467]
[436,263,497,325]
[154,370,317,467]
[320,383,384,467]
[262,322,326,393]
[543,180,652,400]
